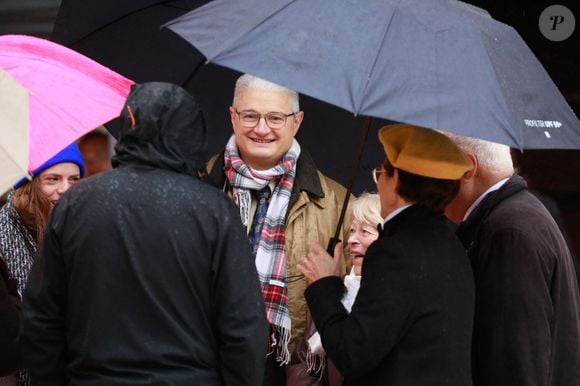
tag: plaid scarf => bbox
[224,135,301,364]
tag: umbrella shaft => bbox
[327,116,372,254]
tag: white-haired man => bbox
[445,134,580,386]
[207,74,351,385]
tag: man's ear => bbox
[229,106,237,128]
[462,153,478,180]
[292,111,304,136]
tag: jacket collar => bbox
[290,149,324,203]
[456,174,526,251]
[208,151,227,189]
[379,204,442,237]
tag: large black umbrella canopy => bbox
[50,0,387,195]
[51,0,207,85]
[52,0,165,45]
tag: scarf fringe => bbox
[306,346,326,377]
[234,190,251,227]
[268,326,292,365]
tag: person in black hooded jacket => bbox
[21,82,269,386]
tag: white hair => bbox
[444,132,514,174]
[233,74,300,112]
[351,192,383,228]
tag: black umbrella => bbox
[51,0,387,197]
[51,0,208,86]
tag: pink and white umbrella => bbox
[0,34,134,194]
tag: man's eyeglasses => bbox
[372,167,386,184]
[235,109,297,129]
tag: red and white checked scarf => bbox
[224,135,301,364]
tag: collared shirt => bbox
[462,177,509,222]
[382,203,414,225]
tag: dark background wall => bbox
[1,0,579,254]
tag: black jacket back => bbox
[22,83,268,386]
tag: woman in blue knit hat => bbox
[0,143,84,386]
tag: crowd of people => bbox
[1,74,579,386]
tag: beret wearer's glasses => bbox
[372,167,386,184]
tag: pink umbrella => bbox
[0,34,134,194]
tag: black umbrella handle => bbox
[328,116,373,256]
[326,237,341,256]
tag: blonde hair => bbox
[351,192,382,228]
[233,74,300,112]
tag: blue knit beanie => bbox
[14,143,86,189]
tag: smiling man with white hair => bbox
[207,74,351,386]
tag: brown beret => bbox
[378,124,473,180]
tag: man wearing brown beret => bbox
[298,124,475,385]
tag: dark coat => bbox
[0,257,21,376]
[21,82,268,386]
[305,205,475,386]
[457,175,580,386]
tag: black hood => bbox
[112,82,207,177]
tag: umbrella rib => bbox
[166,0,298,62]
[353,0,400,115]
[479,25,525,149]
[0,149,28,175]
[209,1,297,62]
[444,5,524,148]
[58,2,179,45]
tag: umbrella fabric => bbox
[51,0,209,139]
[52,0,208,86]
[166,0,580,150]
[0,34,134,194]
[51,0,167,45]
[0,69,29,192]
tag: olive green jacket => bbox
[207,150,352,353]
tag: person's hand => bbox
[297,241,342,284]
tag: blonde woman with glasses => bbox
[289,193,382,385]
